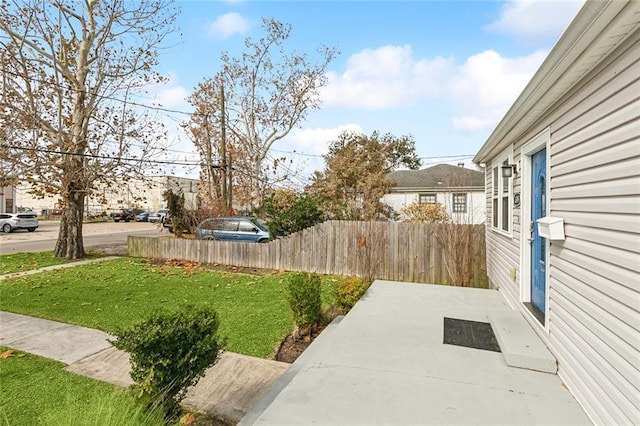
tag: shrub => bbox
[286,273,322,334]
[257,190,325,238]
[110,306,223,417]
[401,201,450,223]
[334,276,368,313]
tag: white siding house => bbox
[473,1,639,424]
[383,164,485,224]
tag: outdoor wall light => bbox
[501,164,517,178]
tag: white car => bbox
[0,212,39,233]
[148,209,168,223]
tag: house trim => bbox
[518,128,551,332]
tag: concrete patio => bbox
[241,280,591,425]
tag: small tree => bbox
[163,189,189,236]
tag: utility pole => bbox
[203,112,218,205]
[220,83,228,212]
[228,149,233,213]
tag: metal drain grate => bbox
[443,317,501,352]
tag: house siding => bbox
[485,21,640,424]
[546,30,640,424]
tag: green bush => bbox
[334,276,368,313]
[110,306,223,417]
[257,190,325,238]
[287,273,322,332]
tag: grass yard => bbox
[0,347,166,426]
[0,251,104,275]
[0,257,337,358]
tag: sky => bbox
[147,0,585,183]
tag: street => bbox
[0,220,163,255]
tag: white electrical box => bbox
[536,216,565,241]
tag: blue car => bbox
[135,212,150,222]
[196,217,270,242]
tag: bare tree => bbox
[183,76,237,214]
[0,0,178,258]
[215,18,338,207]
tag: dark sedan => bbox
[112,210,135,222]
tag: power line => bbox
[3,144,206,167]
[271,148,323,158]
[2,68,195,116]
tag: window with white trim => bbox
[419,193,437,204]
[492,151,512,233]
[452,193,467,213]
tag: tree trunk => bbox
[54,187,85,259]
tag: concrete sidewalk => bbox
[0,256,122,281]
[241,281,592,425]
[0,311,289,424]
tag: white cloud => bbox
[206,12,249,39]
[320,45,453,110]
[320,43,547,133]
[486,0,584,44]
[154,85,190,109]
[277,124,364,178]
[143,73,191,109]
[285,124,364,156]
[446,49,548,131]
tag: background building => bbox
[14,176,199,216]
[383,164,486,224]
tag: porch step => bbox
[239,315,345,425]
[489,310,557,374]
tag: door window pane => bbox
[502,196,509,231]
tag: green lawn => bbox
[0,257,337,358]
[0,251,104,275]
[0,348,166,426]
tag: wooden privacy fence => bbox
[128,221,487,286]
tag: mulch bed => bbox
[274,323,326,363]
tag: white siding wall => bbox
[382,191,485,224]
[485,30,640,424]
[545,32,640,425]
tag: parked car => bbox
[0,212,39,233]
[111,210,136,222]
[135,212,150,222]
[148,209,168,223]
[196,217,270,242]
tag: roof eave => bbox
[474,0,634,164]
